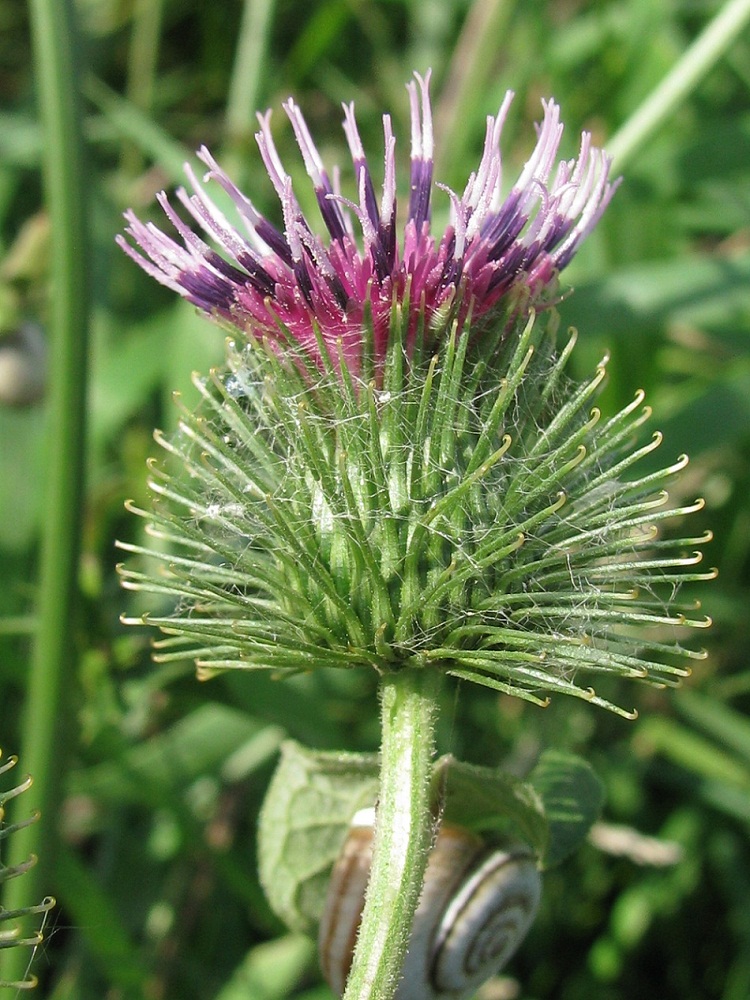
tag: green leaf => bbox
[257,746,601,941]
[213,935,317,1000]
[636,714,750,825]
[434,754,549,857]
[637,716,750,790]
[529,750,605,867]
[258,741,379,934]
[0,407,46,550]
[560,253,750,339]
[68,703,281,807]
[55,846,146,991]
[431,753,604,870]
[676,688,750,767]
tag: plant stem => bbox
[120,0,164,175]
[342,667,441,1000]
[608,0,750,171]
[0,0,89,985]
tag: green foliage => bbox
[259,744,602,934]
[258,742,379,934]
[1,0,749,996]
[529,752,606,868]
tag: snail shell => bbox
[319,807,541,999]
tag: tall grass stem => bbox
[0,0,90,984]
[121,0,165,175]
[608,0,750,171]
[224,0,277,177]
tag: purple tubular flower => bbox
[118,70,619,375]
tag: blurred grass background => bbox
[1,0,749,997]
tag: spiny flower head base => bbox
[118,312,714,718]
[118,72,617,376]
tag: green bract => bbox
[0,750,56,991]
[119,299,713,718]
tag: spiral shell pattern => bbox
[319,809,541,999]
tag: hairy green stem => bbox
[0,0,89,985]
[608,0,750,171]
[342,668,441,1000]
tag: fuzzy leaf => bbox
[529,750,605,867]
[257,741,379,934]
[434,754,549,856]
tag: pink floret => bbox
[118,71,618,377]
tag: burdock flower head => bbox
[118,73,713,718]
